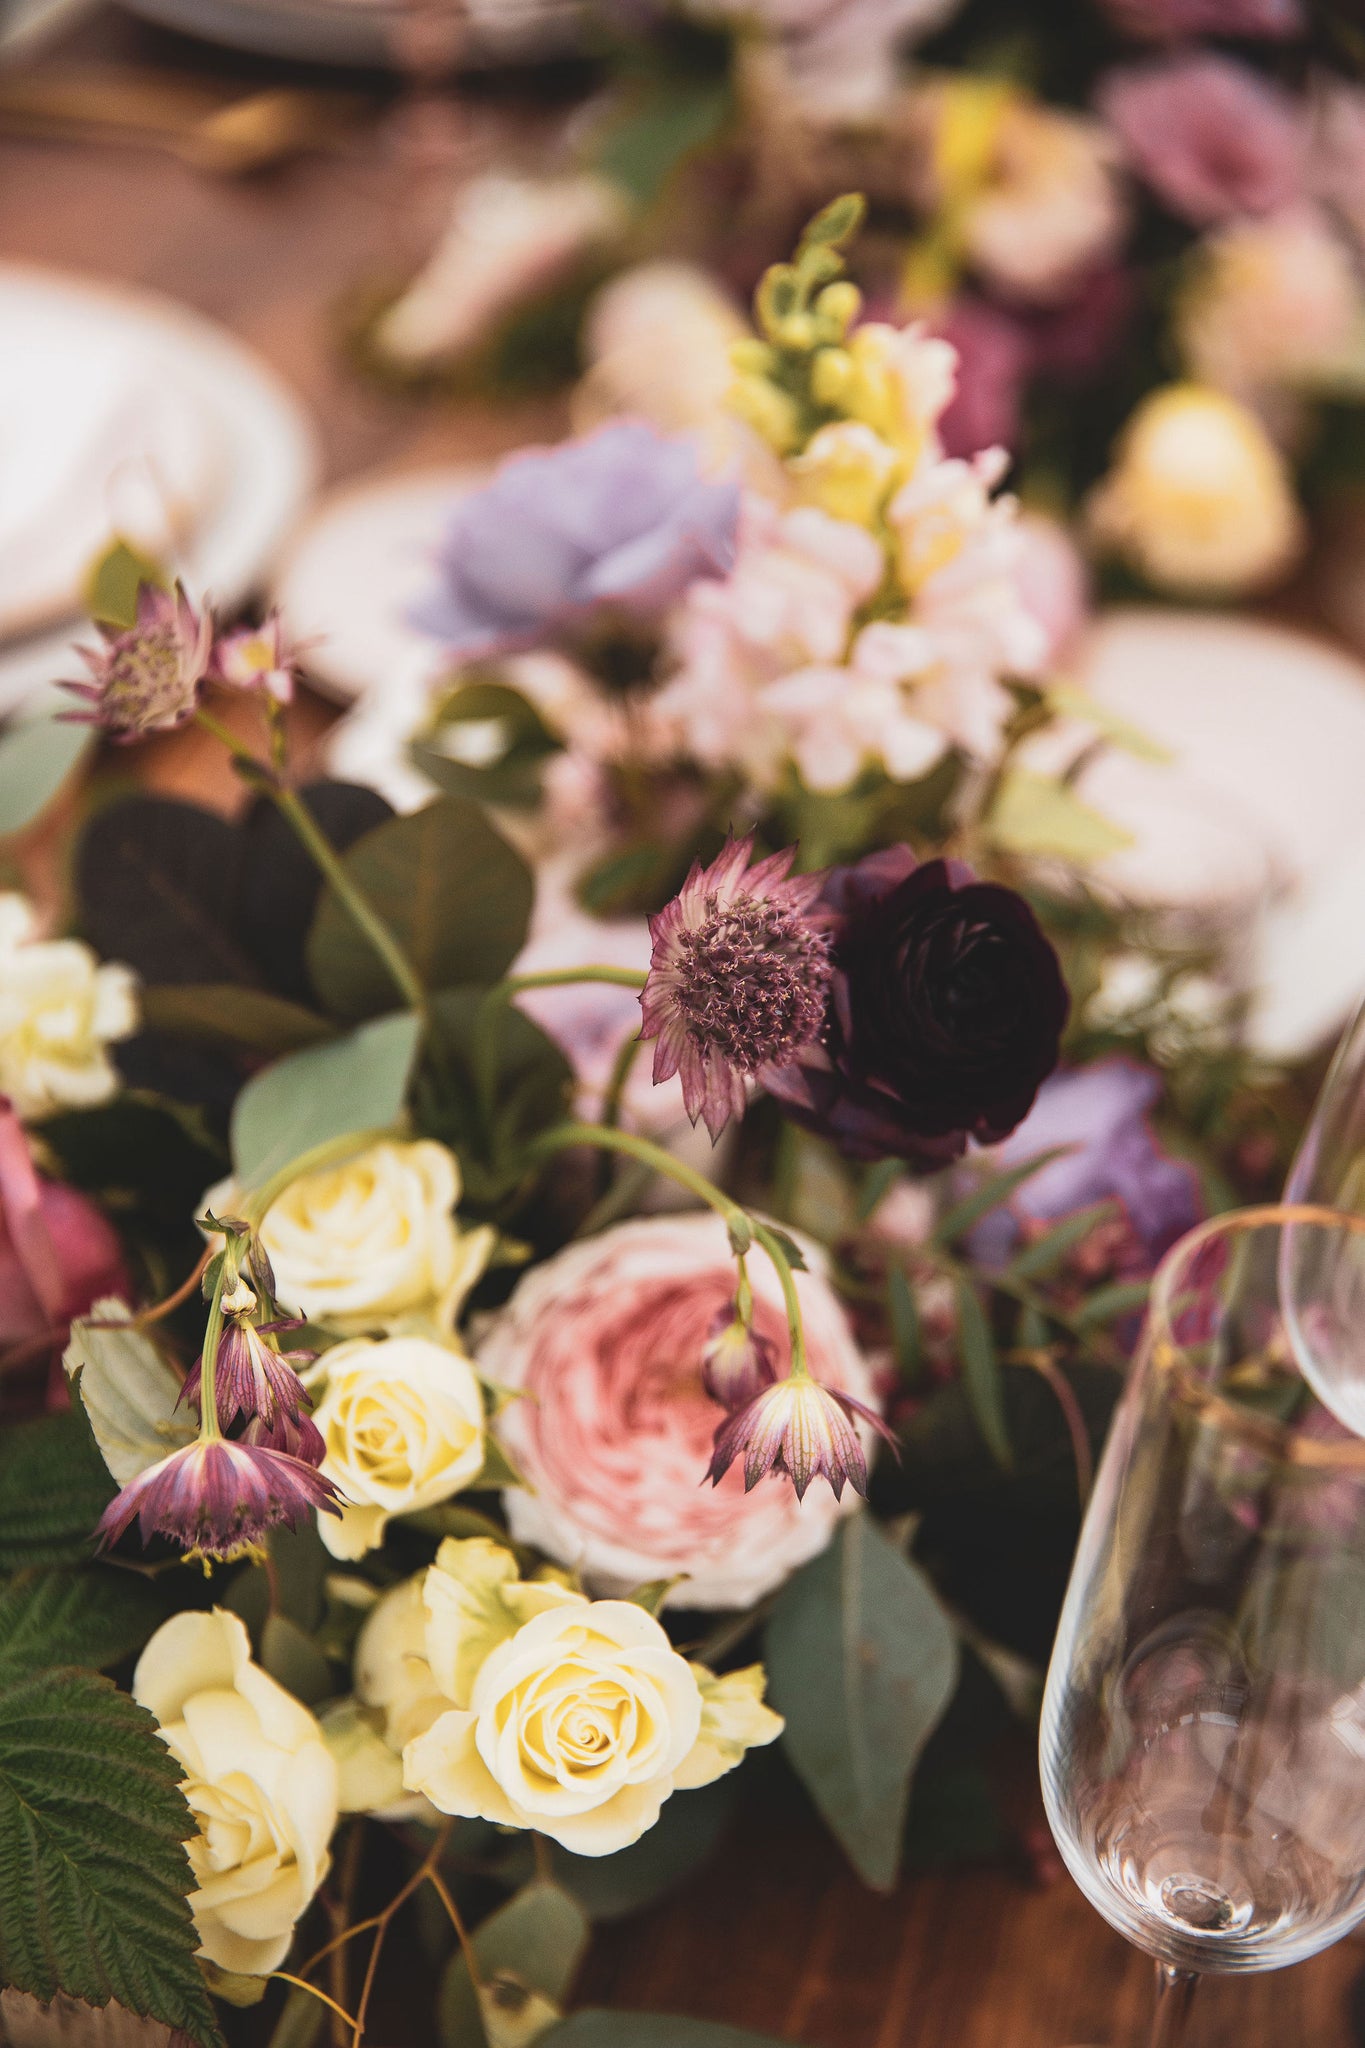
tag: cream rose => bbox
[215,1139,492,1332]
[479,1213,880,1609]
[1087,383,1303,596]
[310,1332,487,1559]
[0,894,137,1121]
[133,1609,337,1977]
[401,1538,782,1855]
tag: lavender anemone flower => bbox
[96,1437,340,1563]
[708,1374,898,1503]
[61,582,212,742]
[701,1305,780,1412]
[640,835,835,1142]
[180,1316,316,1434]
[968,1058,1202,1277]
[410,421,741,660]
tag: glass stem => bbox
[1148,1964,1198,2048]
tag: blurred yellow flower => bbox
[790,421,903,524]
[1088,383,1304,596]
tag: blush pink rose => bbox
[482,1212,880,1609]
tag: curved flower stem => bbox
[194,708,429,1024]
[528,1121,810,1377]
[472,966,649,1139]
[601,1032,644,1132]
[196,1255,230,1444]
[269,1974,359,2034]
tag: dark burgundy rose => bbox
[767,848,1069,1165]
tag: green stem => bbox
[472,969,648,1144]
[527,1122,809,1376]
[197,1256,231,1444]
[195,709,428,1022]
[601,1033,643,1132]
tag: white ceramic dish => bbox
[0,264,318,719]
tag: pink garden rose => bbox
[481,1213,881,1609]
[1099,54,1304,227]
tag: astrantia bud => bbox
[96,1436,340,1563]
[707,1374,899,1503]
[701,1305,779,1412]
[180,1316,315,1433]
[60,582,212,742]
[640,835,834,1142]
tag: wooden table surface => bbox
[3,12,1365,2044]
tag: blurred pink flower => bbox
[482,1213,881,1608]
[1097,0,1303,36]
[1025,264,1136,381]
[0,1097,128,1375]
[1099,54,1305,226]
[1011,513,1091,668]
[931,300,1030,458]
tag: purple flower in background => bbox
[1097,0,1303,37]
[930,299,1031,460]
[96,1436,340,1563]
[1098,54,1304,227]
[411,421,741,660]
[969,1059,1202,1275]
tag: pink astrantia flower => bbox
[707,1374,898,1503]
[701,1305,780,1412]
[640,835,835,1142]
[209,612,303,705]
[1099,54,1305,227]
[179,1316,316,1434]
[61,582,212,742]
[96,1435,340,1562]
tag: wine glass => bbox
[1040,1204,1365,2048]
[1282,991,1365,1433]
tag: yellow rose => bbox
[401,1539,782,1856]
[133,1610,337,1978]
[246,1138,492,1332]
[0,894,137,1121]
[1089,383,1304,596]
[311,1333,487,1560]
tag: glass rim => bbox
[1148,1202,1365,1471]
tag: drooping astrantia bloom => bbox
[179,1316,316,1433]
[410,421,741,661]
[640,836,835,1142]
[243,1407,327,1468]
[61,581,212,742]
[708,1375,897,1504]
[701,1305,779,1413]
[96,1436,340,1562]
[209,611,303,705]
[767,847,1069,1166]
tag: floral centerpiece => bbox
[0,193,1308,2048]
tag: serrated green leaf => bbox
[307,797,533,1019]
[0,1410,114,1570]
[0,1569,170,1678]
[230,1010,421,1188]
[932,1148,1073,1246]
[0,1667,221,2045]
[955,1281,1011,1469]
[987,770,1133,865]
[439,1882,589,2048]
[1004,1200,1118,1283]
[764,1517,958,1890]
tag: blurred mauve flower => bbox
[1026,264,1136,382]
[1012,512,1091,668]
[931,299,1030,459]
[968,1059,1202,1275]
[1097,0,1303,36]
[768,848,1069,1166]
[411,422,741,661]
[1098,54,1305,227]
[0,1097,128,1378]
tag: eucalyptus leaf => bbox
[138,986,334,1056]
[414,680,562,809]
[307,797,533,1019]
[438,1882,589,2048]
[230,1010,421,1187]
[0,701,92,837]
[764,1517,958,1890]
[987,770,1134,864]
[64,1308,193,1487]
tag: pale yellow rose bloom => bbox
[400,1539,783,1856]
[133,1610,337,1978]
[1088,384,1304,597]
[311,1333,487,1560]
[218,1138,492,1333]
[0,894,137,1121]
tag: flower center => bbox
[109,629,190,725]
[674,894,833,1071]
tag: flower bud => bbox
[701,1306,779,1412]
[815,281,862,336]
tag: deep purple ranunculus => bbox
[767,847,1069,1166]
[968,1058,1202,1275]
[411,420,741,660]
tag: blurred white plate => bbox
[1024,607,1365,1060]
[0,264,317,719]
[115,0,585,69]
